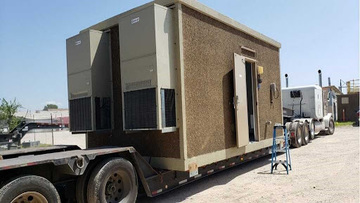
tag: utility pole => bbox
[33,114,36,142]
[51,113,54,145]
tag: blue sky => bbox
[0,0,358,111]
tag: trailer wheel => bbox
[327,119,335,135]
[0,175,60,203]
[87,157,138,203]
[309,121,315,140]
[76,160,100,203]
[290,122,302,148]
[302,123,310,145]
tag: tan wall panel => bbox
[182,6,282,158]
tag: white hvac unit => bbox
[282,85,324,119]
[119,4,176,131]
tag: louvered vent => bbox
[161,89,176,127]
[69,97,92,131]
[124,88,157,129]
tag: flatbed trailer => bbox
[0,143,277,202]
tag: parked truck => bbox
[282,71,335,148]
[0,0,326,202]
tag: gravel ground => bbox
[137,126,359,203]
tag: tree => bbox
[0,98,22,130]
[43,104,58,111]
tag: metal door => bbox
[233,53,249,148]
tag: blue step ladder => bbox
[271,124,292,174]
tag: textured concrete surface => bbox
[137,126,359,203]
[182,6,282,158]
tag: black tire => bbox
[309,121,315,140]
[0,175,60,203]
[76,160,100,203]
[327,119,335,135]
[87,157,138,203]
[290,122,302,148]
[302,123,310,145]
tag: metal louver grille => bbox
[69,97,92,131]
[161,89,176,127]
[124,88,157,129]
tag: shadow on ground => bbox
[137,154,276,203]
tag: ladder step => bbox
[273,160,287,164]
[275,149,288,153]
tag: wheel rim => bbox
[11,191,48,203]
[310,122,315,138]
[104,171,130,202]
[297,126,302,145]
[329,121,334,134]
[304,125,309,143]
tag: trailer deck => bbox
[0,143,278,200]
[0,146,134,172]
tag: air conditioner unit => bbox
[119,4,176,131]
[66,30,112,132]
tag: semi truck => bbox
[282,71,335,148]
[0,0,333,202]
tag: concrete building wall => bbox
[182,6,282,158]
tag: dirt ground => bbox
[137,126,359,203]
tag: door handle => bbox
[233,96,239,109]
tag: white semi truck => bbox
[282,72,335,148]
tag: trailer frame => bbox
[0,143,278,201]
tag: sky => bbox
[0,0,358,111]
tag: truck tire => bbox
[290,122,302,148]
[302,123,310,145]
[309,121,315,140]
[87,157,138,203]
[76,160,100,203]
[0,175,61,203]
[327,119,335,135]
